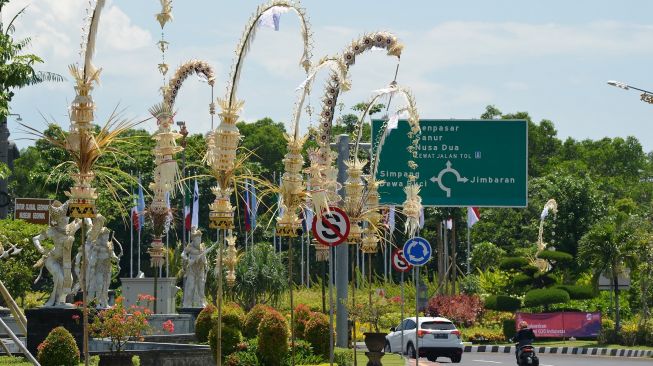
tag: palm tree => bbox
[578,199,647,331]
[0,0,64,117]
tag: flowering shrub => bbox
[222,302,245,329]
[162,319,175,333]
[303,312,331,358]
[461,327,505,343]
[195,304,217,342]
[243,304,273,339]
[257,309,288,365]
[347,294,392,332]
[425,294,484,327]
[90,296,152,352]
[294,304,312,338]
[37,326,80,366]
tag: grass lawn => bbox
[355,352,405,365]
[0,356,101,366]
[0,357,30,366]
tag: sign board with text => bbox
[372,119,528,207]
[14,198,52,225]
[516,312,601,338]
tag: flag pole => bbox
[466,224,471,275]
[130,185,134,278]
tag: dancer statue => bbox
[33,201,81,307]
[182,227,216,308]
[74,214,121,308]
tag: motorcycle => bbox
[515,344,539,366]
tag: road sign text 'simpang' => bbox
[372,119,528,207]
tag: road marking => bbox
[472,361,502,364]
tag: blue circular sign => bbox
[403,237,432,266]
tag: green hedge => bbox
[257,309,288,366]
[502,319,517,340]
[499,257,529,271]
[556,285,595,300]
[243,304,273,339]
[524,288,570,308]
[37,327,80,366]
[521,265,540,276]
[484,295,521,312]
[195,304,217,343]
[537,250,574,263]
[533,272,557,287]
[512,274,534,287]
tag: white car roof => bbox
[405,317,454,324]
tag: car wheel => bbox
[451,354,462,363]
[384,341,391,353]
[407,343,416,359]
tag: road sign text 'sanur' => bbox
[372,119,528,207]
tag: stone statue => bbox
[182,227,216,308]
[73,214,121,308]
[33,201,81,307]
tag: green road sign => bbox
[371,119,528,207]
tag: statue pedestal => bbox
[177,307,203,332]
[26,307,83,357]
[120,277,178,314]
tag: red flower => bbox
[162,320,175,334]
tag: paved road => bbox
[405,352,653,366]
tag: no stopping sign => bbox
[391,248,413,272]
[311,207,350,247]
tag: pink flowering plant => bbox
[162,319,175,333]
[90,296,153,353]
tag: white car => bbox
[385,316,464,363]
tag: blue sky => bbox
[5,1,653,152]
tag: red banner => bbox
[515,312,601,338]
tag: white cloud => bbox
[416,21,653,70]
[97,5,151,52]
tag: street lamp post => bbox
[607,80,653,104]
[0,114,21,219]
[176,121,188,247]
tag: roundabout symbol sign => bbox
[311,206,350,247]
[391,248,413,272]
[403,237,432,266]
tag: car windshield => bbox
[422,321,455,330]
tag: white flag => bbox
[540,206,550,220]
[446,218,453,230]
[258,6,288,30]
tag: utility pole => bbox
[177,121,188,246]
[0,116,8,219]
[334,134,349,348]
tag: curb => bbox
[464,345,653,358]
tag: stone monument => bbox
[27,200,84,355]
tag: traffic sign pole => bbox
[415,265,420,366]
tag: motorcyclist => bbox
[514,321,536,362]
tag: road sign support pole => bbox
[415,265,419,366]
[400,270,404,359]
[335,134,349,348]
[329,246,335,366]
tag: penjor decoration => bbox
[204,3,312,365]
[207,0,312,230]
